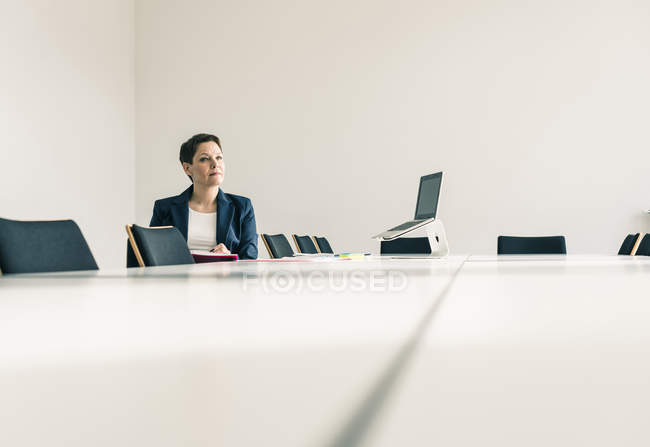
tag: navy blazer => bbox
[150,186,258,260]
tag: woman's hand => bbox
[210,243,231,254]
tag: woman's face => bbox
[183,141,225,186]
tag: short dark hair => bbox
[179,133,222,181]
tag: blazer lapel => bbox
[171,186,192,240]
[217,189,234,246]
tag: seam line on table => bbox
[325,255,470,447]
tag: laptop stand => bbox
[374,219,450,257]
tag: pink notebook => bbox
[191,250,238,263]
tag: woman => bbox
[150,133,258,259]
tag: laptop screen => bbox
[414,172,442,219]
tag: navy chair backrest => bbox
[127,225,194,267]
[380,237,432,255]
[261,234,294,258]
[0,217,98,274]
[292,235,318,254]
[313,236,334,254]
[497,235,567,255]
[618,233,641,255]
[636,234,650,256]
[126,240,139,267]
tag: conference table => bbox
[1,255,649,446]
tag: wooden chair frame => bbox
[630,233,644,256]
[260,234,275,259]
[291,234,302,254]
[311,236,322,254]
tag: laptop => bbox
[372,172,443,241]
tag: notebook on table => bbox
[191,250,238,263]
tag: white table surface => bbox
[363,255,650,447]
[0,256,465,447]
[1,255,649,446]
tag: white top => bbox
[187,207,217,250]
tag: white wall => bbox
[133,0,648,255]
[0,0,135,268]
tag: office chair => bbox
[126,225,195,267]
[497,235,567,255]
[312,236,334,254]
[635,234,650,256]
[380,237,432,255]
[261,234,295,258]
[292,234,319,254]
[618,233,641,255]
[0,217,98,274]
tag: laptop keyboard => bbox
[388,220,425,231]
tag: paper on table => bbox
[292,253,335,257]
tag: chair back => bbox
[0,217,98,274]
[313,236,334,254]
[618,233,641,255]
[126,240,139,267]
[497,235,567,255]
[261,234,294,258]
[126,225,194,267]
[292,235,318,254]
[380,237,431,255]
[636,234,650,256]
